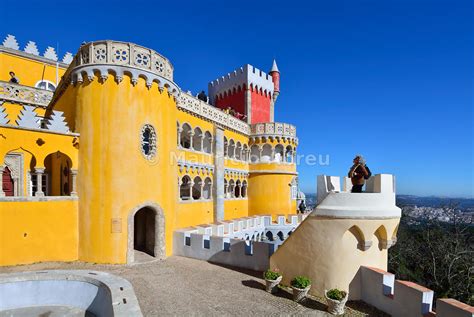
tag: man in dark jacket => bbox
[348,155,370,193]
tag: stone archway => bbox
[127,202,165,264]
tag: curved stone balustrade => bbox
[250,122,297,138]
[0,81,53,107]
[177,92,250,135]
[71,40,174,81]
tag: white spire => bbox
[270,59,279,73]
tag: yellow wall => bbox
[0,199,78,266]
[248,173,297,218]
[224,199,248,220]
[73,76,178,263]
[0,51,66,87]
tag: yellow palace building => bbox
[0,35,300,266]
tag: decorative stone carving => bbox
[0,81,53,107]
[0,102,9,124]
[62,52,73,64]
[177,92,250,135]
[71,41,173,81]
[43,46,58,61]
[2,35,19,50]
[46,110,69,133]
[16,105,40,129]
[24,41,39,55]
[250,122,297,143]
[140,124,157,161]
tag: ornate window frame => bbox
[140,124,157,161]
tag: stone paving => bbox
[0,256,388,316]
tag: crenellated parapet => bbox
[173,214,307,271]
[1,34,73,65]
[208,64,275,104]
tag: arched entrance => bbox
[127,203,165,264]
[134,207,155,256]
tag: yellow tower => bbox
[51,41,180,263]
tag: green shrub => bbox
[291,276,311,289]
[264,269,281,281]
[326,289,347,301]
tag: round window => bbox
[141,124,157,160]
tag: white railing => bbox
[177,92,250,134]
[0,81,53,107]
[250,122,297,138]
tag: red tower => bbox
[208,62,280,124]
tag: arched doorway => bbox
[134,207,156,256]
[127,203,165,264]
[2,166,14,196]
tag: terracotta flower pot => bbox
[291,285,311,302]
[265,275,282,293]
[325,290,349,315]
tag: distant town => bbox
[305,194,474,225]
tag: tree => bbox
[389,204,474,305]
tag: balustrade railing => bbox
[0,81,53,107]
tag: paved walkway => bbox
[0,256,387,316]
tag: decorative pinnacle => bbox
[270,59,279,73]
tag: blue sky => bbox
[3,0,472,197]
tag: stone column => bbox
[210,137,213,154]
[213,127,225,221]
[0,165,5,197]
[35,167,45,197]
[189,180,194,201]
[71,169,78,196]
[177,127,182,148]
[189,131,194,149]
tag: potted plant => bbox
[290,276,311,302]
[263,269,282,293]
[325,288,349,315]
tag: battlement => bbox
[315,174,401,219]
[173,214,307,270]
[208,64,275,104]
[360,266,474,317]
[1,34,73,65]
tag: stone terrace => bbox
[0,256,388,316]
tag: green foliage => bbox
[326,289,347,301]
[264,269,281,281]
[389,205,474,306]
[291,276,311,289]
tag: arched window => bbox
[228,179,235,198]
[180,124,192,149]
[261,144,272,163]
[235,180,241,198]
[250,145,260,163]
[286,145,293,163]
[180,175,192,200]
[228,139,235,158]
[224,137,228,157]
[192,176,202,200]
[193,127,203,152]
[203,177,212,199]
[35,80,56,92]
[203,131,212,154]
[242,180,248,198]
[242,144,249,162]
[235,142,242,160]
[275,144,284,163]
[141,124,157,160]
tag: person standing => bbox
[9,71,20,84]
[348,155,370,193]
